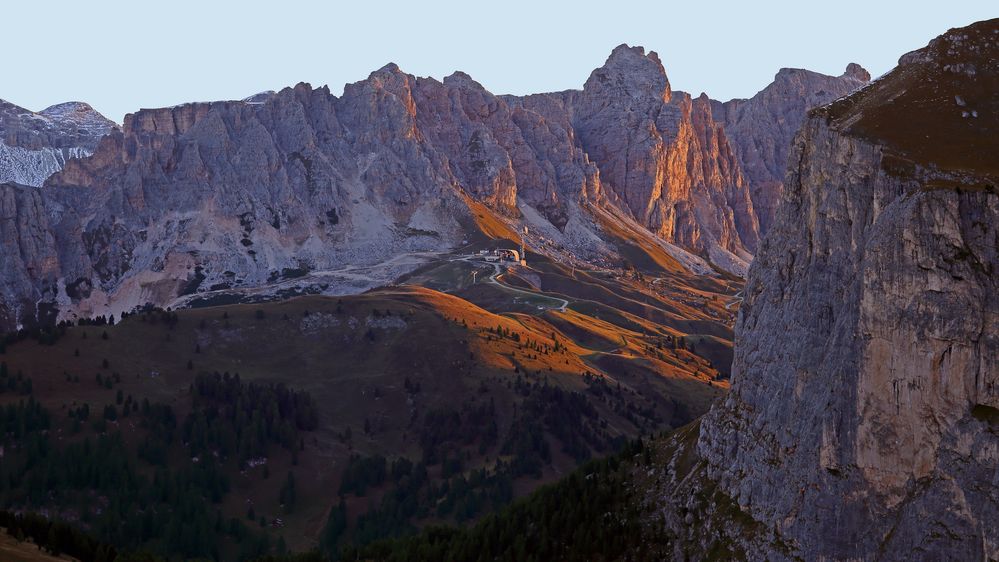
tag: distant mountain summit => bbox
[0,99,116,186]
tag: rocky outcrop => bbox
[648,19,998,561]
[0,99,116,186]
[714,64,869,233]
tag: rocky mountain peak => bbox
[583,43,671,103]
[39,100,104,119]
[842,62,871,81]
[771,66,807,81]
[442,70,485,90]
[1,99,116,141]
[122,102,214,136]
[898,18,998,66]
[37,102,117,139]
[375,62,403,74]
[715,63,869,234]
[0,97,116,186]
[348,63,417,100]
[243,91,276,104]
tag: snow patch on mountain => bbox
[0,141,91,186]
[38,101,116,133]
[0,99,116,187]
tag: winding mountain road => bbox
[456,256,569,313]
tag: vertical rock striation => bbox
[0,182,62,328]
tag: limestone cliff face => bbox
[714,64,869,234]
[0,183,62,328]
[649,19,998,561]
[0,99,116,186]
[412,70,601,229]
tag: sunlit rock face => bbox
[565,45,760,260]
[412,69,601,228]
[681,19,998,561]
[0,100,116,186]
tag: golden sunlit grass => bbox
[459,194,523,245]
[588,205,686,275]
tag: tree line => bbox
[0,369,320,560]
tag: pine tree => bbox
[280,471,297,513]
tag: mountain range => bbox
[0,46,866,331]
[0,16,995,562]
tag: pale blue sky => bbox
[3,0,994,122]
